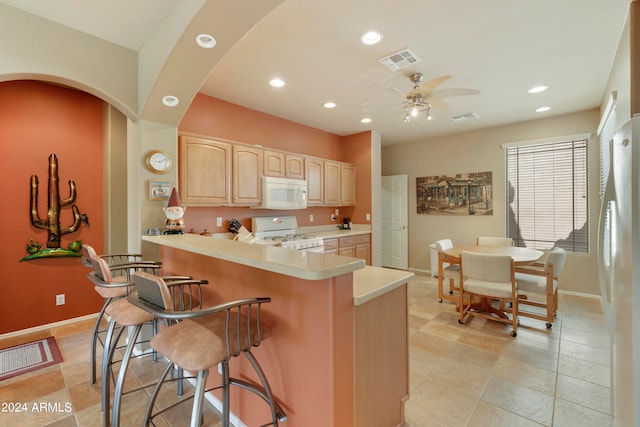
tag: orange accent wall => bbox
[178,93,372,232]
[0,81,105,334]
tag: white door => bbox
[381,175,408,269]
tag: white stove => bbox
[252,216,324,252]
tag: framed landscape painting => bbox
[416,171,493,215]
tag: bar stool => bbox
[81,244,157,269]
[88,256,204,427]
[83,250,162,385]
[129,271,287,427]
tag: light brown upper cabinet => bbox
[263,150,285,177]
[232,145,262,205]
[341,163,356,206]
[285,154,305,179]
[179,134,355,207]
[305,156,324,205]
[324,160,341,205]
[179,135,231,205]
[324,160,356,206]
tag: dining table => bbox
[443,245,544,265]
[437,244,544,316]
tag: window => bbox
[505,135,589,253]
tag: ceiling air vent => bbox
[379,48,421,71]
[451,112,480,122]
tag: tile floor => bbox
[0,274,611,426]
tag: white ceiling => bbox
[0,0,630,145]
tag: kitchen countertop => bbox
[143,232,412,306]
[298,224,371,240]
[353,266,414,306]
[142,233,364,281]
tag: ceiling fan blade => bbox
[418,74,453,93]
[431,88,481,98]
[406,74,453,99]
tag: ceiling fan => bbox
[402,73,479,122]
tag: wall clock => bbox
[145,150,173,174]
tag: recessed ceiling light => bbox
[323,102,336,109]
[161,95,179,107]
[361,118,372,124]
[536,106,551,112]
[195,33,216,49]
[269,78,285,88]
[528,85,548,94]
[361,31,383,45]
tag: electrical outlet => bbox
[335,209,339,216]
[216,217,222,227]
[56,294,65,306]
[331,214,337,221]
[366,213,371,221]
[309,214,314,222]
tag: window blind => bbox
[505,138,588,253]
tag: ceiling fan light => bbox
[410,107,419,117]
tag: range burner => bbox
[252,216,324,252]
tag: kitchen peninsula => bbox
[142,233,412,427]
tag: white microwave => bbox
[255,176,307,210]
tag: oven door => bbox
[299,245,325,253]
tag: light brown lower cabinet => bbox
[324,234,370,265]
[355,284,408,426]
[323,238,338,254]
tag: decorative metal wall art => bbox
[416,171,493,215]
[21,153,85,261]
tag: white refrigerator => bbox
[598,115,640,426]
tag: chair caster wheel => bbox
[458,319,464,325]
[449,290,454,295]
[546,323,553,329]
[438,299,443,303]
[511,331,517,337]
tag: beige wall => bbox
[382,108,601,296]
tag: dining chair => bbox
[458,251,519,337]
[507,247,567,328]
[476,236,514,246]
[129,271,287,427]
[435,239,460,303]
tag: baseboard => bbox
[0,313,99,340]
[409,267,432,276]
[558,289,601,300]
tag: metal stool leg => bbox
[243,350,280,425]
[143,362,173,426]
[191,370,209,427]
[101,319,125,426]
[111,324,143,427]
[91,297,113,384]
[221,361,231,427]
